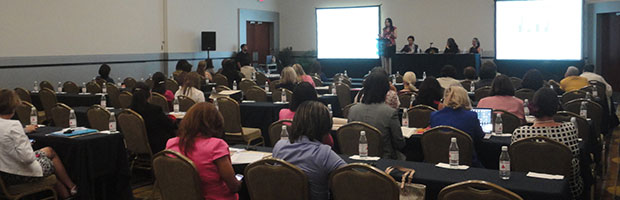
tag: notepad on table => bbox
[526,172,564,180]
[435,163,469,170]
[230,151,271,165]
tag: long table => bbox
[392,53,481,79]
[31,92,103,110]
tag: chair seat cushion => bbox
[226,127,262,141]
[7,175,57,195]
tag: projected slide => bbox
[496,0,582,60]
[316,6,380,59]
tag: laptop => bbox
[472,108,493,134]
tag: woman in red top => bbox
[381,18,397,74]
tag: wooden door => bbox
[246,21,272,65]
[600,13,620,92]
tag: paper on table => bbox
[231,151,271,165]
[526,172,564,180]
[525,115,536,124]
[168,112,185,119]
[401,127,417,139]
[315,86,329,90]
[435,163,470,170]
[219,90,241,95]
[331,117,348,131]
[98,130,120,134]
[242,100,256,103]
[349,155,381,161]
[229,147,246,153]
[491,133,512,137]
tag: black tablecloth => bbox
[392,54,481,79]
[31,93,104,110]
[231,145,570,200]
[28,127,133,200]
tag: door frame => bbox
[587,1,620,73]
[239,9,279,54]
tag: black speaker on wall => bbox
[201,31,216,51]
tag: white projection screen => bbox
[316,6,380,59]
[496,0,582,60]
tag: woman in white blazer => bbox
[0,89,77,198]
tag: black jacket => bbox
[130,103,176,153]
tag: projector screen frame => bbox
[494,0,585,61]
[315,5,382,60]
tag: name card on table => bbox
[315,86,329,90]
[526,172,564,180]
[484,133,512,139]
[349,155,381,161]
[435,163,470,170]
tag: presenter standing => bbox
[381,18,397,74]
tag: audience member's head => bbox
[290,101,332,143]
[290,82,318,112]
[522,69,545,91]
[463,66,476,80]
[402,72,417,90]
[418,77,443,103]
[98,64,111,79]
[205,59,214,70]
[531,88,559,119]
[151,72,167,95]
[583,64,595,73]
[479,61,497,80]
[197,60,207,77]
[443,86,471,110]
[222,59,236,71]
[490,75,515,96]
[564,66,580,77]
[292,64,307,77]
[177,102,224,154]
[361,69,390,104]
[176,60,192,72]
[0,89,20,116]
[130,82,151,110]
[440,65,457,79]
[182,72,201,89]
[280,66,298,85]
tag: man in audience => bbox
[436,65,461,89]
[580,64,612,97]
[474,61,497,89]
[96,64,114,83]
[560,66,588,92]
[235,44,251,69]
[463,66,477,82]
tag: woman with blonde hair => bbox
[430,86,484,167]
[400,71,418,94]
[276,66,298,91]
[175,72,206,103]
[292,64,316,87]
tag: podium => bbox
[377,38,390,57]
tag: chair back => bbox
[272,88,293,103]
[330,163,399,200]
[438,180,523,200]
[245,86,268,102]
[51,103,72,128]
[87,105,111,131]
[336,122,383,157]
[39,81,54,91]
[398,92,413,108]
[421,126,474,165]
[461,80,473,92]
[39,88,58,118]
[149,93,170,113]
[563,98,603,135]
[106,83,121,108]
[268,120,293,146]
[123,77,137,90]
[86,81,102,94]
[408,105,437,128]
[514,88,535,101]
[94,78,107,87]
[178,95,196,112]
[474,86,492,101]
[586,80,607,97]
[152,150,203,200]
[14,87,32,103]
[510,77,523,89]
[509,136,573,176]
[269,80,280,92]
[255,72,268,85]
[16,101,36,126]
[62,81,80,94]
[336,84,351,108]
[553,111,590,146]
[216,97,243,133]
[561,90,587,105]
[342,103,356,118]
[312,76,323,87]
[119,91,133,109]
[492,109,522,134]
[165,79,179,94]
[245,158,309,200]
[118,109,153,155]
[239,79,257,93]
[213,74,229,87]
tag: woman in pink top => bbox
[292,64,316,87]
[166,102,241,200]
[279,82,334,146]
[477,75,525,120]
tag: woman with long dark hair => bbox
[469,38,482,54]
[412,77,444,110]
[381,18,397,74]
[444,38,460,54]
[152,72,175,104]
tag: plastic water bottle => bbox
[205,78,210,85]
[585,92,591,100]
[422,71,427,80]
[280,125,289,141]
[359,131,368,157]
[251,71,256,81]
[328,104,333,117]
[409,94,416,108]
[344,70,348,77]
[449,137,459,167]
[117,78,122,87]
[392,75,396,85]
[148,73,152,78]
[141,78,145,82]
[109,112,117,132]
[550,84,554,90]
[173,97,180,113]
[470,83,475,92]
[396,71,400,76]
[264,81,269,93]
[69,109,77,129]
[33,81,39,92]
[232,80,237,90]
[280,89,287,103]
[402,108,409,127]
[570,117,578,131]
[331,83,337,95]
[211,87,217,95]
[580,101,588,118]
[102,84,107,94]
[592,85,599,98]
[30,107,38,126]
[57,82,63,93]
[499,146,510,180]
[495,113,503,133]
[81,82,87,93]
[214,99,219,111]
[524,99,530,116]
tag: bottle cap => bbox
[451,137,457,142]
[502,146,508,151]
[282,125,286,129]
[360,131,366,135]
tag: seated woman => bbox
[521,69,545,91]
[512,88,582,199]
[130,83,176,153]
[443,38,460,54]
[292,64,316,87]
[354,67,400,109]
[221,59,242,88]
[175,72,205,103]
[196,60,213,82]
[276,67,298,91]
[399,71,418,94]
[412,77,443,110]
[477,75,525,121]
[430,86,484,167]
[273,101,346,200]
[167,102,241,200]
[96,64,115,83]
[0,89,77,198]
[278,82,333,147]
[348,70,406,159]
[152,72,175,104]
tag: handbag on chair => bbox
[386,166,426,200]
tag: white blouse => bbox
[0,118,43,177]
[174,87,205,103]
